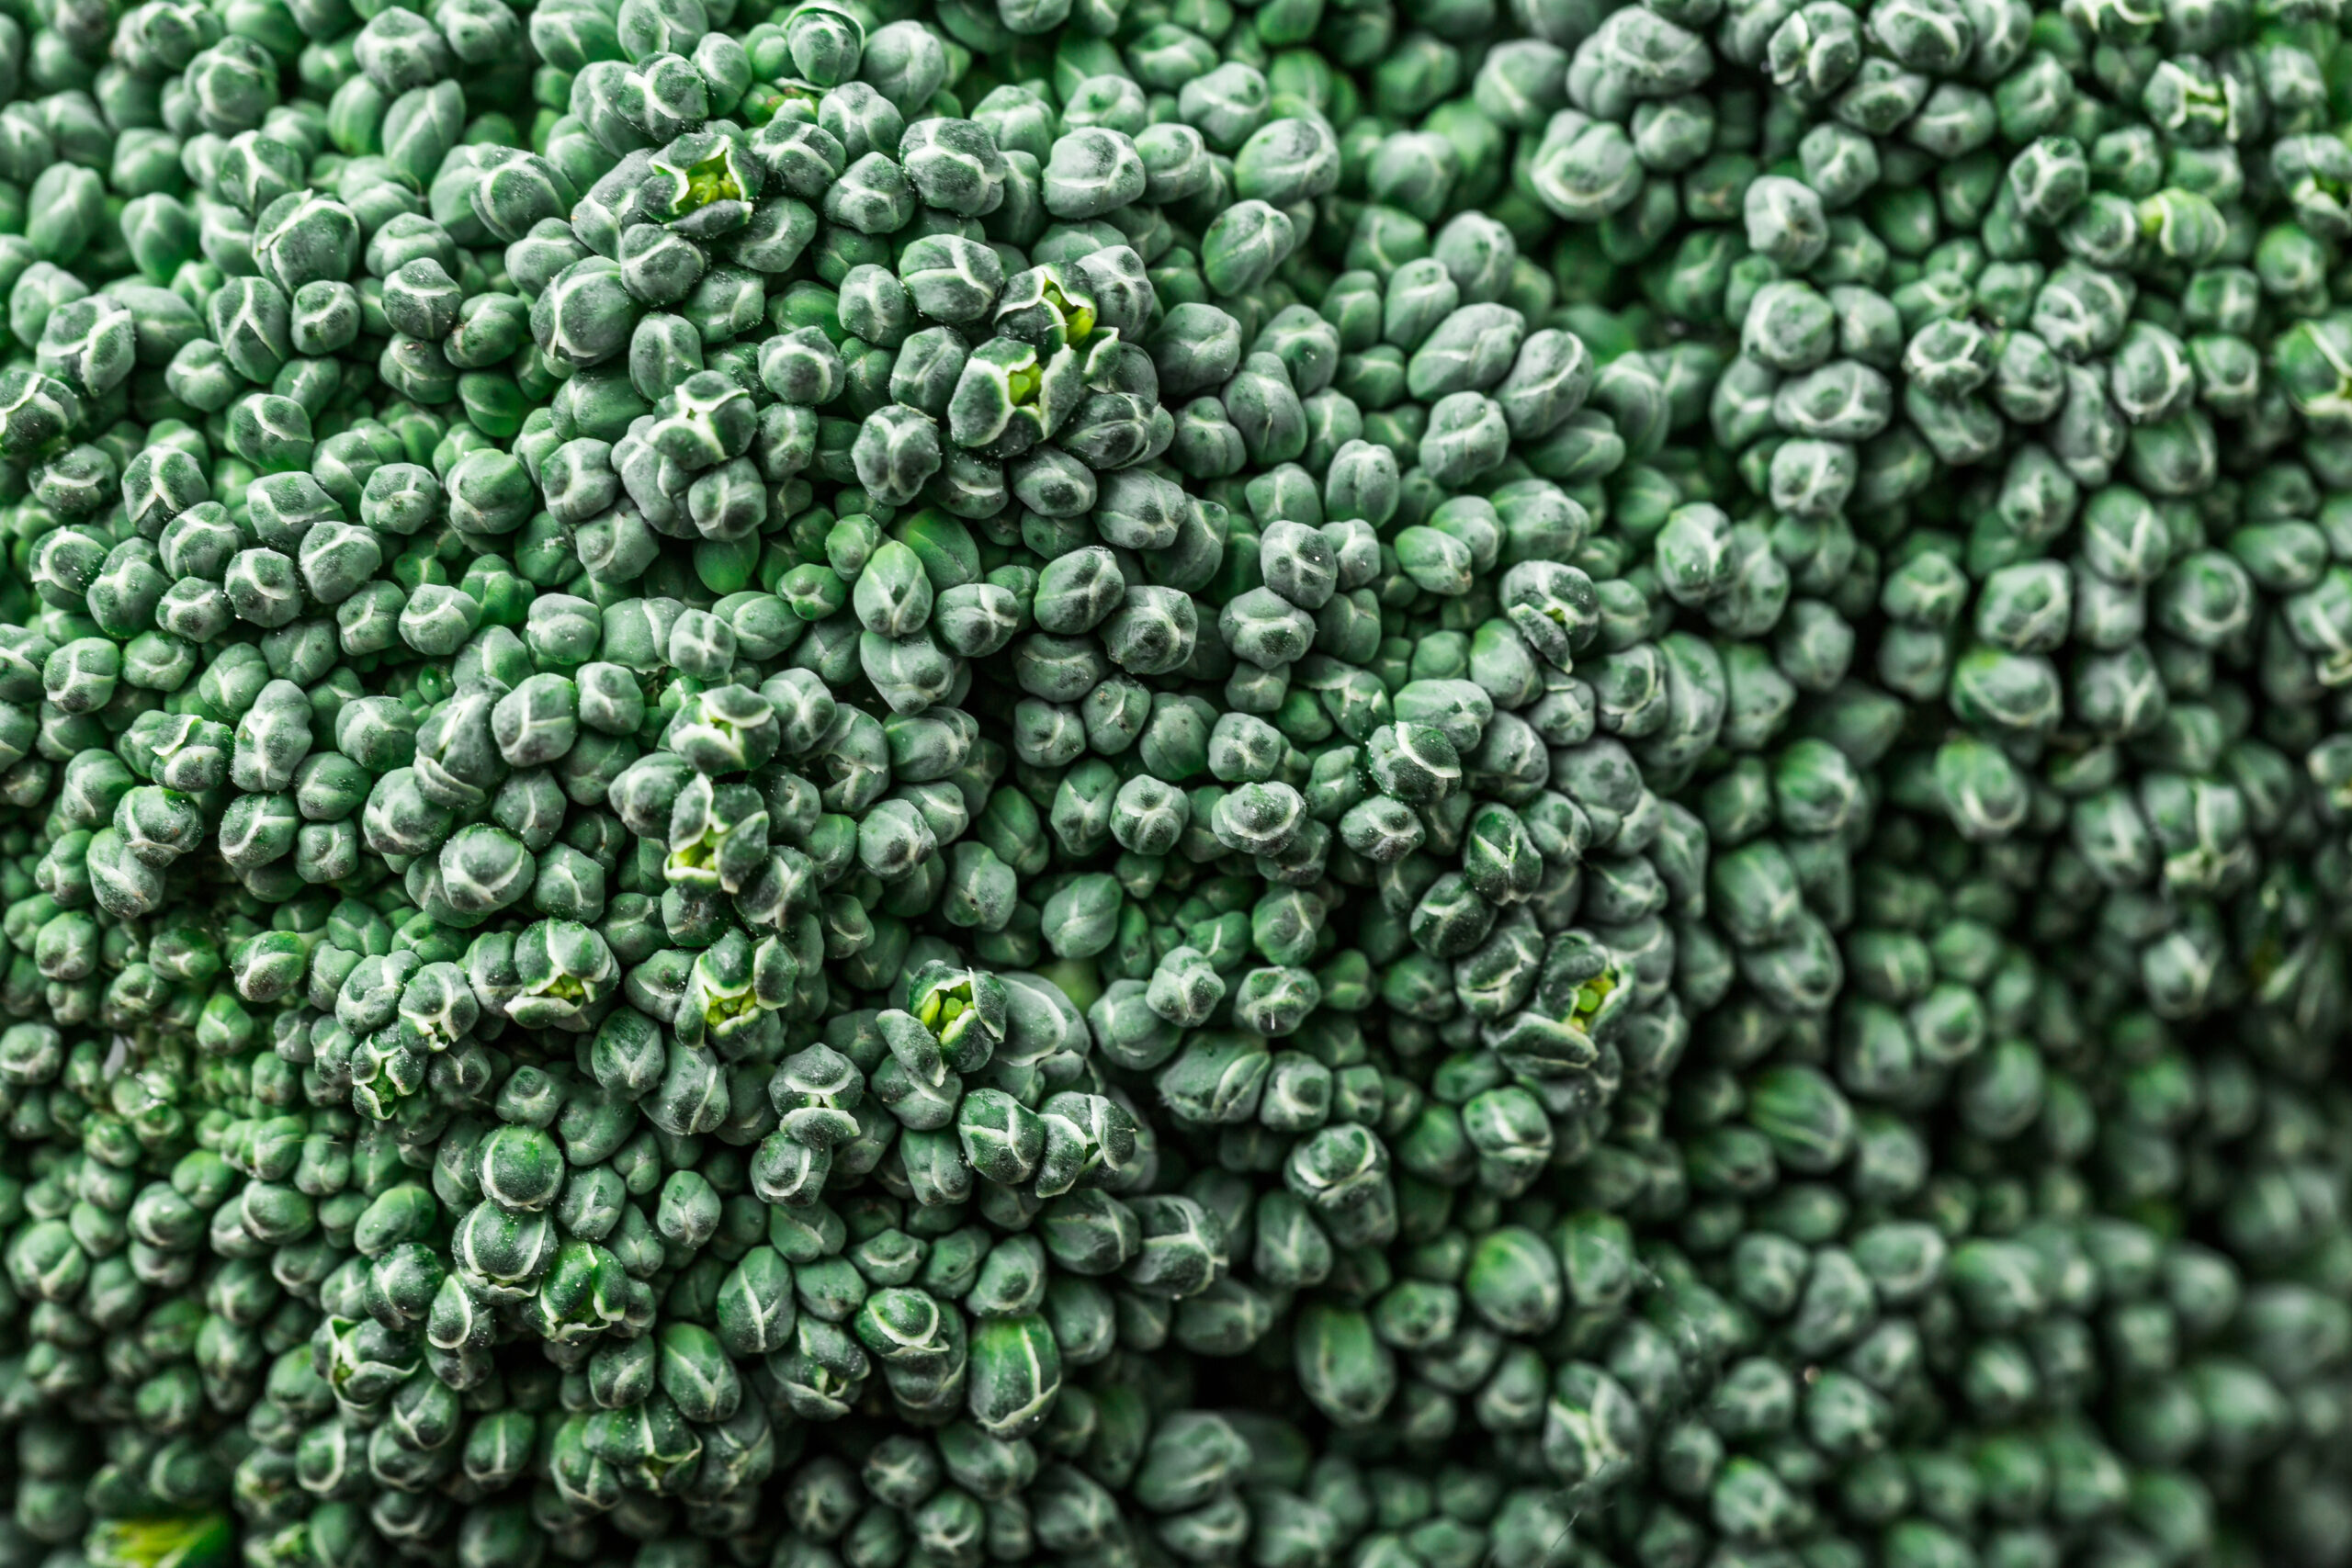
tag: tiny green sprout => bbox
[85,1515,233,1568]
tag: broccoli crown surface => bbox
[0,4,2343,1568]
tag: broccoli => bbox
[0,2,2340,1568]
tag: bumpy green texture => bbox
[0,2,2345,1568]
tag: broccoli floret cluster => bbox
[0,0,2343,1567]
